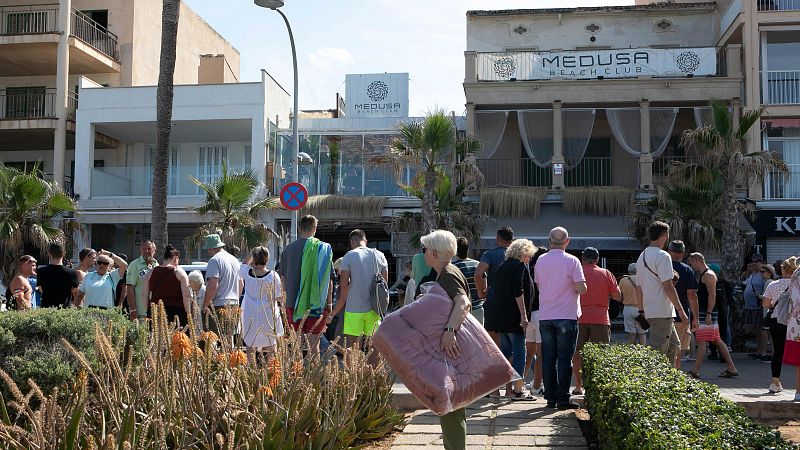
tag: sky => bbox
[183,0,634,116]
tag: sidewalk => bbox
[390,398,587,450]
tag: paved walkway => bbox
[390,398,587,450]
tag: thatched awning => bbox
[479,187,547,219]
[301,195,388,219]
[563,187,635,216]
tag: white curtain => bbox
[475,111,508,158]
[606,107,678,157]
[518,110,554,167]
[693,106,713,128]
[563,109,596,168]
[783,140,800,198]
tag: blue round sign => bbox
[280,182,308,211]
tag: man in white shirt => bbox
[635,221,689,364]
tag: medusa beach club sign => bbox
[477,47,716,81]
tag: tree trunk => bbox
[151,0,180,250]
[719,166,741,282]
[421,164,437,233]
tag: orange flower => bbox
[229,350,247,368]
[291,361,303,376]
[267,357,282,388]
[258,385,273,398]
[200,331,219,342]
[170,331,194,361]
[216,354,227,363]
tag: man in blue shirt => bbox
[475,226,514,336]
[668,240,698,368]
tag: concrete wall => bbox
[467,7,717,53]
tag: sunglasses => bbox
[422,247,427,254]
[96,261,110,266]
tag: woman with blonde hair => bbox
[420,230,472,450]
[762,257,798,393]
[490,239,538,401]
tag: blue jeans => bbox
[539,319,578,405]
[499,332,526,380]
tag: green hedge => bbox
[582,343,795,450]
[0,308,142,394]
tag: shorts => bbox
[743,308,763,328]
[576,323,610,351]
[623,305,647,334]
[674,321,692,351]
[649,318,680,363]
[343,310,381,337]
[525,310,541,343]
[285,307,328,335]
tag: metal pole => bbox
[276,9,299,242]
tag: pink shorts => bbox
[694,324,720,342]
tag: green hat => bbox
[202,234,225,250]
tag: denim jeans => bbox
[539,319,578,405]
[499,332,526,379]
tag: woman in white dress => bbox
[239,246,284,359]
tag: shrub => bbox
[582,343,795,450]
[0,304,403,449]
[0,307,142,394]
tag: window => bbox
[765,31,800,71]
[198,145,228,192]
[244,145,252,171]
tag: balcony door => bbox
[565,138,612,187]
[146,147,178,196]
[197,145,228,194]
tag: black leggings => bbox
[768,319,787,378]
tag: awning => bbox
[480,204,639,251]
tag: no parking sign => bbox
[279,182,308,211]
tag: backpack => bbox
[772,286,792,326]
[368,249,389,317]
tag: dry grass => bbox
[302,195,388,219]
[563,187,635,216]
[479,187,547,219]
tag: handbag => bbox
[771,286,791,326]
[369,249,389,317]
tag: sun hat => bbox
[202,234,225,250]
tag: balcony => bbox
[762,71,800,104]
[758,0,800,11]
[765,164,800,200]
[0,4,120,76]
[0,88,77,121]
[477,157,639,188]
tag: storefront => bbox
[754,210,800,262]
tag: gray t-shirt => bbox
[277,237,307,309]
[340,247,388,313]
[205,250,241,307]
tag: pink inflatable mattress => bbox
[373,283,516,416]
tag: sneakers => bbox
[557,401,581,410]
[511,391,535,401]
[769,382,783,394]
[761,355,773,363]
[572,387,584,395]
[531,386,545,396]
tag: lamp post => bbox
[254,0,300,241]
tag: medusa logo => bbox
[493,57,517,79]
[367,81,389,102]
[675,51,701,73]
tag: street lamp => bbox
[254,0,300,241]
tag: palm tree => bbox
[0,165,76,285]
[680,100,787,281]
[185,164,278,256]
[151,0,181,250]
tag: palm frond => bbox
[736,106,766,141]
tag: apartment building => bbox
[464,2,747,272]
[0,0,239,196]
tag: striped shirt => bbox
[453,258,481,309]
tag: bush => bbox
[0,305,403,449]
[582,343,795,450]
[0,307,142,394]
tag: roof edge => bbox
[467,2,718,17]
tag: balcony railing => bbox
[763,71,800,104]
[0,89,78,120]
[0,5,119,60]
[478,159,552,188]
[764,164,800,200]
[477,157,639,188]
[758,0,800,11]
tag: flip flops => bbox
[718,370,739,378]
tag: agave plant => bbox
[0,165,76,285]
[185,163,278,256]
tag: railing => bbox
[764,164,800,200]
[477,159,552,188]
[71,8,119,60]
[758,0,800,11]
[0,89,78,120]
[0,5,119,60]
[720,0,742,36]
[0,5,58,34]
[477,157,639,188]
[653,155,706,185]
[762,71,800,104]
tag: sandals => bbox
[687,370,700,379]
[511,391,536,401]
[718,370,739,378]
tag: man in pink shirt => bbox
[571,247,621,395]
[534,227,587,410]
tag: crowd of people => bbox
[4,217,800,450]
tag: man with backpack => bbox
[330,229,388,350]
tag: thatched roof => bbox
[301,195,387,219]
[563,187,635,216]
[480,187,547,219]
